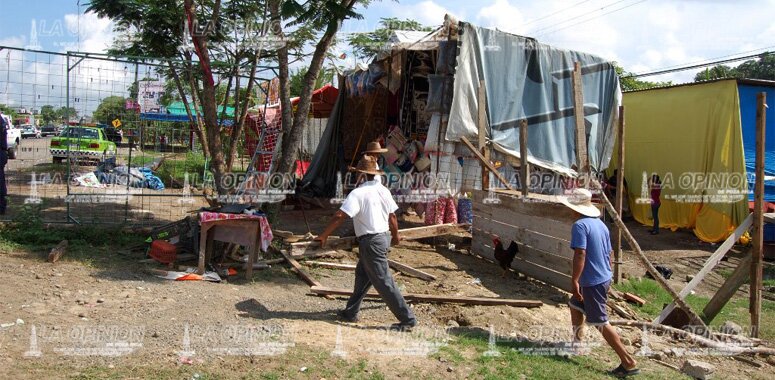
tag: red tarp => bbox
[290,84,339,118]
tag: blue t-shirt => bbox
[570,217,613,287]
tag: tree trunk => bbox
[185,0,228,197]
[182,55,210,158]
[227,52,259,170]
[168,60,208,155]
[274,0,356,175]
[269,0,293,138]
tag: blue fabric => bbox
[739,84,775,202]
[138,167,165,190]
[568,280,611,325]
[570,217,612,287]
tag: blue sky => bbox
[0,0,773,113]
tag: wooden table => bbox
[198,218,263,279]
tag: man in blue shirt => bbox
[0,112,7,214]
[562,188,638,377]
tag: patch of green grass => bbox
[450,331,681,380]
[613,277,775,340]
[155,152,206,188]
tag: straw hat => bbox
[364,141,388,154]
[560,188,601,218]
[355,155,384,175]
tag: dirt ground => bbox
[0,209,773,379]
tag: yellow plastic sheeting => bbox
[620,80,749,242]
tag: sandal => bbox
[608,364,640,377]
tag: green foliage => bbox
[39,105,56,125]
[289,67,334,97]
[92,96,128,124]
[348,17,432,58]
[155,151,207,187]
[614,63,671,91]
[56,106,78,122]
[695,52,775,82]
[0,104,18,119]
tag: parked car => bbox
[21,125,41,139]
[50,126,117,164]
[40,125,59,137]
[3,114,20,159]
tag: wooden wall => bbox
[471,190,577,292]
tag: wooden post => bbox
[478,80,490,190]
[750,92,766,338]
[703,254,751,322]
[519,119,529,197]
[614,106,625,283]
[572,62,589,177]
[461,136,517,192]
[593,181,708,330]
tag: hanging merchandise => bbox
[443,196,458,224]
[457,195,473,224]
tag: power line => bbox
[630,45,775,75]
[530,0,633,36]
[534,0,648,38]
[624,52,771,78]
[522,0,594,27]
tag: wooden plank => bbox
[304,261,357,270]
[472,234,571,291]
[572,61,588,175]
[472,190,577,223]
[623,292,646,307]
[309,286,543,308]
[460,136,516,192]
[478,80,490,190]
[473,215,574,259]
[279,249,322,287]
[613,105,625,284]
[519,119,529,197]
[703,254,751,322]
[592,180,707,329]
[763,212,775,224]
[289,224,469,256]
[47,240,68,263]
[473,200,573,242]
[654,213,753,323]
[387,259,437,281]
[751,91,766,338]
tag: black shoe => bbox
[336,310,359,323]
[608,364,640,377]
[650,230,659,235]
[389,320,417,332]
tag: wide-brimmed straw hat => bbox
[355,155,384,175]
[560,188,601,218]
[364,141,388,154]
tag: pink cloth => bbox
[199,212,274,252]
[443,197,458,224]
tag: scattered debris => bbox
[732,355,762,368]
[47,240,69,263]
[622,292,646,306]
[719,321,743,336]
[681,359,715,380]
[310,286,543,307]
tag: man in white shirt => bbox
[316,155,416,330]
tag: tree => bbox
[39,105,57,125]
[0,104,17,119]
[289,66,334,97]
[92,96,127,125]
[56,107,78,123]
[348,17,431,59]
[614,63,671,91]
[694,65,738,82]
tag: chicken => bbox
[493,236,519,277]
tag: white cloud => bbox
[62,11,114,53]
[476,0,527,35]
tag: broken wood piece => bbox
[593,181,707,330]
[460,136,516,192]
[387,259,436,281]
[652,359,680,371]
[609,320,775,356]
[278,250,334,300]
[623,292,647,306]
[288,224,470,256]
[610,303,637,320]
[47,240,68,263]
[654,213,752,324]
[304,261,357,270]
[732,355,763,368]
[309,286,543,308]
[702,254,752,322]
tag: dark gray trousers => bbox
[343,232,416,324]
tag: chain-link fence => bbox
[1,46,275,226]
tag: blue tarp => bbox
[738,84,775,202]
